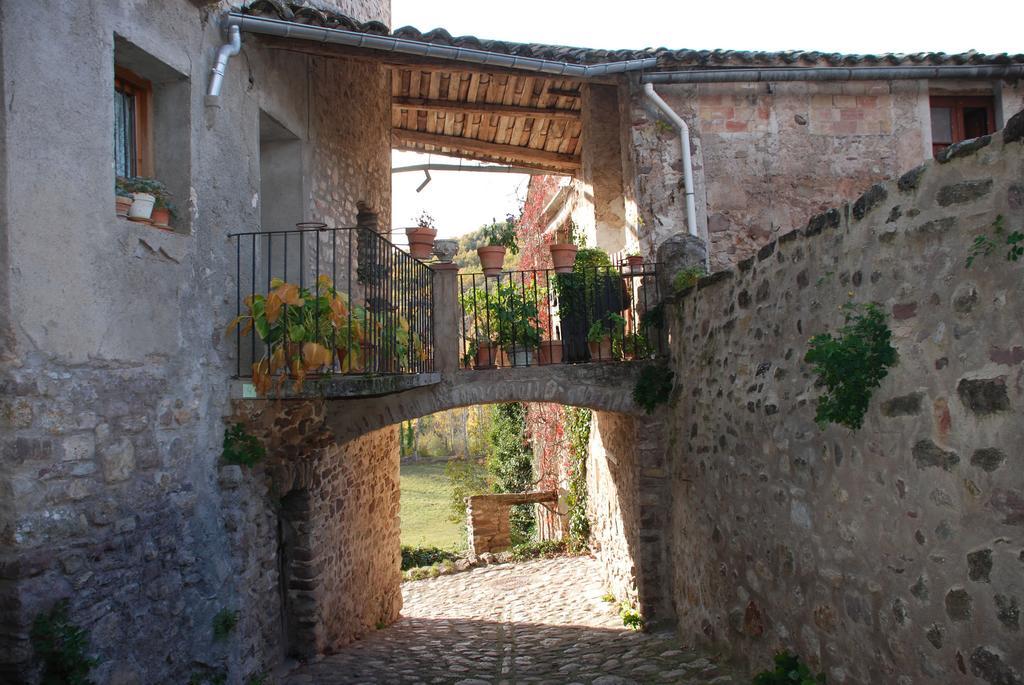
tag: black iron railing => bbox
[458,263,662,369]
[229,225,433,388]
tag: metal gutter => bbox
[642,84,702,259]
[221,12,657,78]
[641,64,1024,84]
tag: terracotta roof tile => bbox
[239,2,1024,68]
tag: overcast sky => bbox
[390,0,1019,239]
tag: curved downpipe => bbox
[642,83,706,268]
[207,24,241,99]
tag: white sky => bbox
[390,0,1020,238]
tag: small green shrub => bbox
[632,363,674,414]
[966,215,1023,267]
[672,265,706,295]
[212,609,239,642]
[618,601,644,631]
[222,423,266,467]
[509,539,568,561]
[565,407,592,554]
[601,592,616,603]
[804,303,898,430]
[30,600,98,685]
[401,545,458,571]
[753,651,826,684]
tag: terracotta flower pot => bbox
[473,342,498,370]
[477,245,507,277]
[538,340,563,365]
[588,337,613,361]
[549,243,578,274]
[151,207,172,229]
[506,345,533,368]
[115,196,132,217]
[626,254,643,270]
[405,226,437,260]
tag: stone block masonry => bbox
[664,112,1024,683]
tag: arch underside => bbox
[321,362,651,445]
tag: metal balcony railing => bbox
[458,263,663,369]
[229,225,433,390]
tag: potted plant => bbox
[493,281,542,367]
[538,338,563,365]
[625,249,644,271]
[115,177,133,217]
[122,177,169,223]
[587,313,626,361]
[477,215,518,277]
[433,238,458,264]
[406,210,437,260]
[151,195,176,230]
[549,219,581,274]
[464,335,499,370]
[228,275,356,394]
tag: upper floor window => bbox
[114,67,152,178]
[930,95,995,156]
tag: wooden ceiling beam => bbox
[392,129,580,172]
[392,96,580,121]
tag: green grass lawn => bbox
[400,459,466,551]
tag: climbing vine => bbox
[965,215,1023,268]
[804,302,898,430]
[222,423,265,467]
[486,402,535,544]
[564,407,592,553]
[632,363,675,414]
[31,600,98,685]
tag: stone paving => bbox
[285,556,740,684]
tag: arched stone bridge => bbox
[232,361,652,446]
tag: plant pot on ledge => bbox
[405,226,437,260]
[626,254,643,271]
[549,243,578,273]
[151,207,172,230]
[473,341,499,370]
[477,245,507,277]
[538,340,563,365]
[506,345,533,368]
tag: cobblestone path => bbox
[285,556,739,684]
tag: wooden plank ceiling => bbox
[390,66,583,175]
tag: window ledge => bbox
[116,216,189,264]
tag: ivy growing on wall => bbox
[486,402,535,545]
[564,407,592,553]
[222,423,265,467]
[30,600,98,685]
[632,363,675,414]
[804,303,898,430]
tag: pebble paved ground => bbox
[285,556,740,684]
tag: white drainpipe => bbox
[642,83,703,261]
[207,25,241,98]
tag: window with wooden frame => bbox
[929,95,996,156]
[114,66,152,178]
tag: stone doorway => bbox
[278,489,313,659]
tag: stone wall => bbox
[225,401,402,659]
[466,491,557,556]
[664,113,1024,683]
[631,79,1024,271]
[0,0,391,682]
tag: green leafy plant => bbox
[510,538,568,561]
[401,545,458,571]
[491,282,543,351]
[555,218,587,247]
[565,407,592,553]
[619,601,644,631]
[632,363,675,414]
[413,210,435,229]
[640,302,665,332]
[445,457,489,523]
[31,600,98,685]
[753,651,826,685]
[601,592,616,603]
[804,302,898,430]
[212,609,239,642]
[672,265,706,295]
[481,214,520,254]
[222,423,266,467]
[966,215,1023,267]
[487,402,535,544]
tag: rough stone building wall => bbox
[664,116,1024,683]
[223,402,401,659]
[0,0,392,682]
[631,79,1024,271]
[587,412,641,608]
